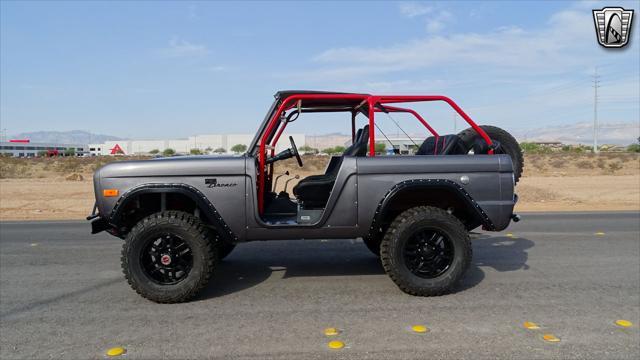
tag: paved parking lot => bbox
[1,212,639,359]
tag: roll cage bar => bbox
[255,93,493,214]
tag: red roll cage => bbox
[256,93,493,214]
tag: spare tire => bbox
[457,125,524,184]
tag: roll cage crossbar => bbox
[256,93,493,214]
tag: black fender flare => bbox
[108,183,237,241]
[366,179,495,240]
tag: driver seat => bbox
[293,125,369,208]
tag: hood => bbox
[97,155,247,178]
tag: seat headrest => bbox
[345,125,369,157]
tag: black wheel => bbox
[218,241,236,260]
[362,236,381,257]
[457,125,524,183]
[380,206,471,296]
[121,211,217,303]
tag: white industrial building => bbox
[89,133,305,156]
[0,141,88,157]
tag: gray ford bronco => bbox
[89,91,522,303]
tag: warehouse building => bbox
[88,133,305,156]
[0,141,88,157]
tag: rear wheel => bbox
[458,125,524,183]
[121,211,217,303]
[380,206,471,296]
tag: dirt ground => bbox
[0,153,638,221]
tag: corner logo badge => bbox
[592,7,634,48]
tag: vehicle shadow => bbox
[198,234,534,300]
[471,233,534,272]
[198,239,385,300]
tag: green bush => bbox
[520,142,552,154]
[627,144,640,153]
[190,148,203,155]
[299,145,318,154]
[231,144,247,154]
[162,148,175,156]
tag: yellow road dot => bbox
[615,320,633,328]
[506,233,514,237]
[30,243,38,247]
[542,334,560,343]
[106,347,126,357]
[327,340,344,349]
[523,321,540,330]
[324,327,340,336]
[411,325,429,333]
[595,232,605,236]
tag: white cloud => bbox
[312,8,608,76]
[426,10,452,33]
[399,2,432,18]
[161,37,209,58]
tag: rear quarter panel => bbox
[356,155,515,231]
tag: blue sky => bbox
[1,0,638,139]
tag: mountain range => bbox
[7,121,639,146]
[8,130,123,144]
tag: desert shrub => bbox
[549,159,567,169]
[596,158,607,169]
[0,158,31,178]
[54,157,82,173]
[608,161,623,173]
[628,144,640,153]
[576,160,594,169]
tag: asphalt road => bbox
[1,212,639,359]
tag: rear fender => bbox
[367,179,495,239]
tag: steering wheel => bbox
[289,136,303,167]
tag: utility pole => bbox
[593,67,600,154]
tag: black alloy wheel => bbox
[402,229,454,279]
[141,233,193,285]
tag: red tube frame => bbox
[257,94,492,213]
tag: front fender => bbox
[107,183,237,242]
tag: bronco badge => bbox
[205,178,238,188]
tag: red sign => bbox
[9,139,30,143]
[110,144,125,155]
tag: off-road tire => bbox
[457,125,524,183]
[218,241,236,260]
[121,211,217,303]
[362,236,381,257]
[380,206,471,296]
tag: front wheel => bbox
[380,206,471,296]
[121,211,217,303]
